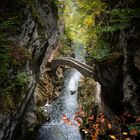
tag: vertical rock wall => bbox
[94,0,140,117]
[0,0,59,140]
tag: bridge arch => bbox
[51,57,94,78]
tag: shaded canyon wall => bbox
[0,0,59,140]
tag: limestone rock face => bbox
[0,0,59,140]
[94,27,140,118]
[123,27,140,115]
[94,1,140,117]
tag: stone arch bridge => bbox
[51,57,95,78]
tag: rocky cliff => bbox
[0,0,59,140]
[92,0,140,117]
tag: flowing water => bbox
[37,43,85,140]
[36,0,87,138]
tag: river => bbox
[37,43,85,140]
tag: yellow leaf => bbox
[109,135,116,140]
[84,16,93,26]
[122,132,128,135]
[84,130,88,134]
[82,129,88,134]
[108,123,112,129]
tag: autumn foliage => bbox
[62,107,140,140]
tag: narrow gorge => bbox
[0,0,140,140]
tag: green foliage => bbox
[57,0,110,60]
[95,8,140,33]
[14,72,30,86]
[0,45,31,112]
[91,41,110,60]
[0,0,31,112]
[61,0,105,43]
[56,1,140,62]
[0,44,31,112]
[59,31,73,56]
[0,45,10,77]
[107,8,140,20]
[95,24,128,33]
[78,78,96,114]
[0,1,24,40]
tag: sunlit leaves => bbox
[77,0,106,14]
[62,109,140,139]
[109,135,117,140]
[76,108,140,139]
[61,0,106,44]
[84,15,93,26]
[122,132,128,135]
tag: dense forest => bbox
[0,0,140,140]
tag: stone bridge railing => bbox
[51,57,94,78]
